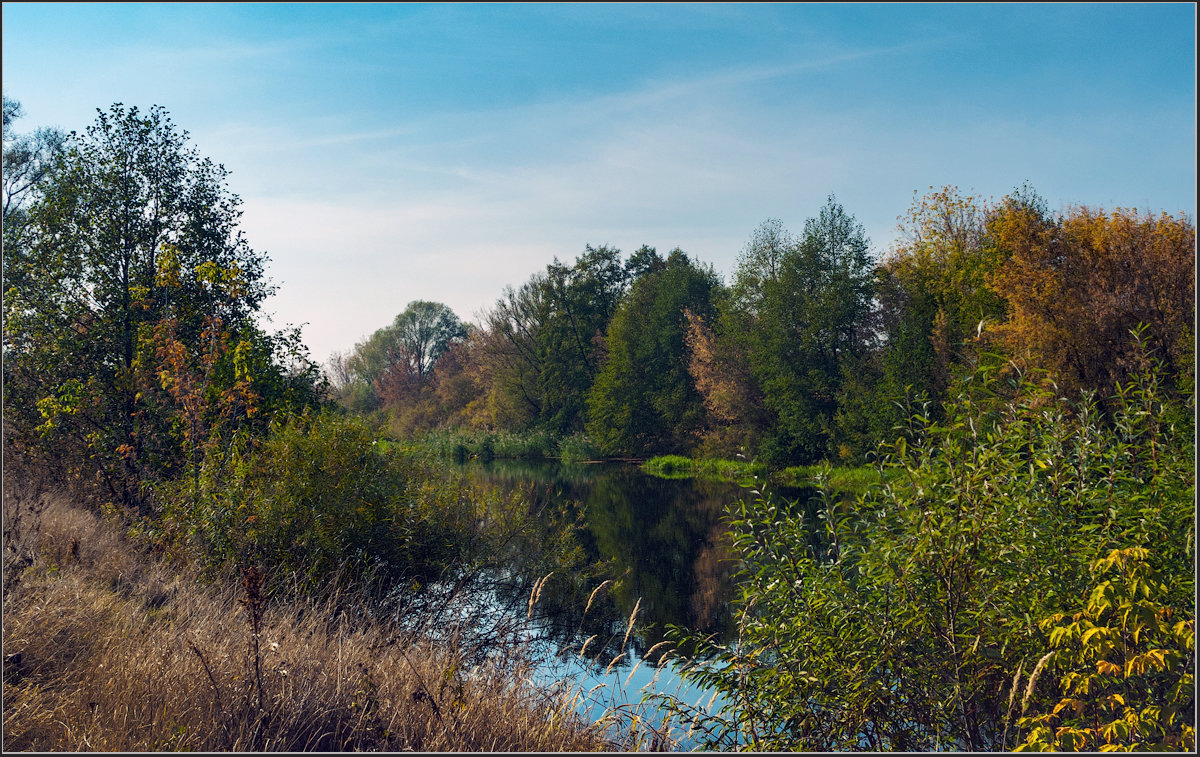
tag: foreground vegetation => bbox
[2,483,614,751]
[659,346,1195,752]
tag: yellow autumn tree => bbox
[877,185,1009,397]
[989,203,1195,396]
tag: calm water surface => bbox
[456,459,817,745]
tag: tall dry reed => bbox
[2,483,616,752]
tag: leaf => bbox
[1100,718,1132,743]
[1081,626,1107,647]
[1049,624,1074,648]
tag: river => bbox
[452,458,817,748]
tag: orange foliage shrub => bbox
[989,203,1195,395]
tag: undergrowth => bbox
[640,454,881,494]
[1,482,629,751]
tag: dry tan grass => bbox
[2,485,617,751]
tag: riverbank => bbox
[1,482,619,752]
[393,428,890,497]
[641,455,890,495]
[389,428,605,464]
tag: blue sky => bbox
[3,2,1195,364]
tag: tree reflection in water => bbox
[458,459,818,670]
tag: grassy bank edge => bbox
[641,455,892,495]
[384,429,606,464]
[384,427,890,497]
[1,483,626,752]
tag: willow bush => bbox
[1015,547,1194,751]
[660,333,1194,751]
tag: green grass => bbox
[642,455,885,495]
[557,433,604,463]
[776,463,891,495]
[400,429,606,463]
[640,455,695,478]
[694,458,766,486]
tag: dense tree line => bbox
[14,96,1188,494]
[9,96,1191,484]
[332,187,1193,469]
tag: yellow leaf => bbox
[1049,626,1071,647]
[1082,626,1106,647]
[1147,649,1167,669]
[1124,651,1165,677]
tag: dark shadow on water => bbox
[444,458,825,745]
[455,458,820,666]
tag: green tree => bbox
[332,301,467,414]
[844,186,1011,456]
[727,198,876,464]
[468,245,634,433]
[538,245,629,434]
[2,96,66,234]
[389,300,469,382]
[586,249,722,456]
[3,103,317,509]
[472,277,549,428]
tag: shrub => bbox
[557,433,603,463]
[156,411,474,593]
[641,455,695,478]
[1015,547,1194,752]
[694,457,765,486]
[660,340,1194,751]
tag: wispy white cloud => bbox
[241,54,910,357]
[247,47,1193,364]
[596,39,949,111]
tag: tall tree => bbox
[877,186,1009,397]
[836,185,1014,456]
[390,300,469,382]
[4,103,314,509]
[467,245,635,433]
[988,199,1195,397]
[334,300,467,414]
[2,96,65,234]
[587,249,722,456]
[471,277,549,428]
[728,217,793,316]
[727,198,876,464]
[538,245,629,434]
